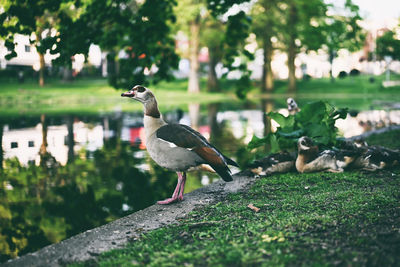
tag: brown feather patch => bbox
[194,147,224,167]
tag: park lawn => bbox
[72,132,400,267]
[249,74,400,109]
[365,129,400,149]
[0,74,399,116]
[0,78,233,117]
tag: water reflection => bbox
[0,103,247,261]
[1,99,399,261]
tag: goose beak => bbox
[121,91,135,97]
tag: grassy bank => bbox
[0,79,232,117]
[252,74,400,110]
[1,74,399,117]
[72,132,400,266]
[74,171,400,266]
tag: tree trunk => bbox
[103,116,110,142]
[208,103,220,144]
[262,36,274,92]
[67,115,75,163]
[188,17,201,94]
[287,3,297,92]
[262,100,274,152]
[189,103,200,131]
[36,29,46,87]
[329,49,335,82]
[38,52,45,87]
[39,114,48,166]
[287,38,297,92]
[207,46,219,92]
[62,65,73,82]
[0,123,3,170]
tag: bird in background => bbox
[340,140,400,171]
[287,98,300,115]
[121,85,238,204]
[249,151,296,176]
[296,136,356,173]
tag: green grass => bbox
[71,132,400,267]
[365,129,400,149]
[1,74,399,117]
[0,78,234,117]
[73,169,400,266]
[249,74,400,110]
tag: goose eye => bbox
[137,86,145,93]
[301,141,306,145]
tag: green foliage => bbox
[248,101,348,153]
[376,29,400,61]
[0,0,86,62]
[222,11,253,98]
[82,0,179,88]
[0,0,179,88]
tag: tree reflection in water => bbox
[0,140,176,262]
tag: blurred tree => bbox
[279,0,327,92]
[376,29,400,61]
[222,11,253,98]
[0,0,179,89]
[173,0,205,93]
[201,16,224,92]
[86,0,179,88]
[206,0,253,98]
[321,0,364,82]
[376,28,400,81]
[0,0,85,86]
[251,0,281,92]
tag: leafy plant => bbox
[248,101,348,154]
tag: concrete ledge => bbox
[4,172,256,267]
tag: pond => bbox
[1,95,399,262]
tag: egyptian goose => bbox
[121,85,238,204]
[340,140,400,171]
[295,136,357,173]
[287,98,300,115]
[249,152,296,176]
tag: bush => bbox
[338,71,348,79]
[349,69,360,76]
[0,66,38,82]
[248,101,348,153]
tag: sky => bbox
[352,0,400,25]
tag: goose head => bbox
[297,136,314,152]
[121,85,155,104]
[287,98,299,113]
[121,85,160,118]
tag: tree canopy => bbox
[376,29,400,61]
[0,0,369,92]
[0,0,179,88]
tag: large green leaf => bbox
[247,135,268,150]
[295,101,327,124]
[267,112,295,129]
[247,100,348,152]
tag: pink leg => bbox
[157,172,185,205]
[178,173,187,201]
